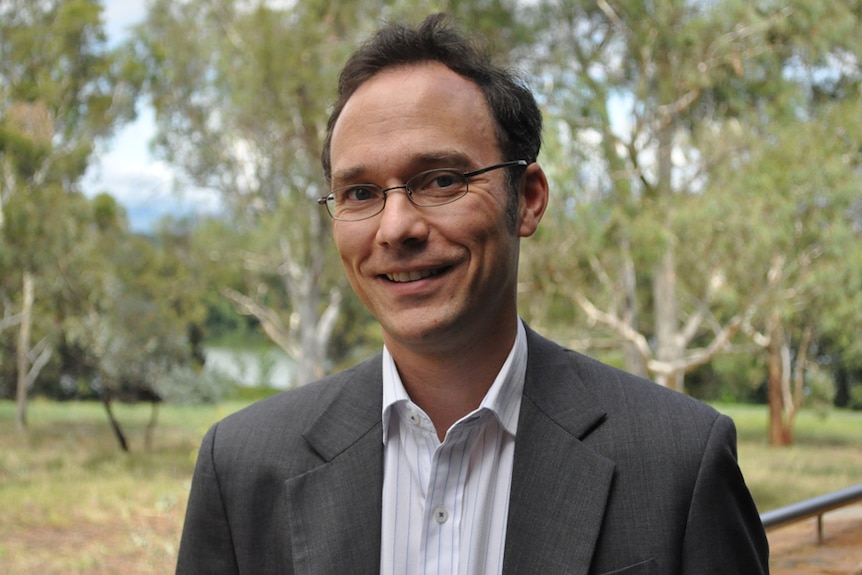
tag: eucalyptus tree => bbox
[63,201,212,451]
[721,47,862,444]
[520,0,861,406]
[0,0,137,429]
[133,0,368,386]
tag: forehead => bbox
[329,62,499,181]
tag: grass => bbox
[715,404,862,512]
[0,399,248,575]
[1,399,860,573]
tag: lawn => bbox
[0,399,246,575]
[715,403,862,512]
[1,399,860,573]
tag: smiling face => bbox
[329,62,546,358]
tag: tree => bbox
[0,0,138,430]
[133,0,365,386]
[519,0,861,405]
[731,79,862,443]
[59,195,214,451]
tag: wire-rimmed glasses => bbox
[317,160,528,221]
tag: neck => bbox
[386,319,518,441]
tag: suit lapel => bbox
[280,332,616,574]
[284,359,384,575]
[503,330,615,575]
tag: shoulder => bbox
[524,327,723,440]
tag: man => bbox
[176,14,769,575]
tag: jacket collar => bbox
[503,328,613,574]
[284,357,384,575]
[283,328,614,575]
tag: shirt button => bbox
[433,506,449,524]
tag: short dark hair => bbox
[321,13,542,184]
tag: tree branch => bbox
[0,311,24,333]
[26,341,53,389]
[222,287,298,357]
[574,292,653,362]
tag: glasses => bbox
[318,160,528,221]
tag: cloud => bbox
[102,0,146,43]
[83,2,223,232]
[83,107,222,232]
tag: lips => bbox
[385,268,443,283]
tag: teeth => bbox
[386,269,439,283]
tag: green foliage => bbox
[518,0,862,401]
[57,203,213,403]
[155,366,235,405]
[0,0,143,420]
[228,384,283,403]
[0,124,51,177]
[90,192,128,232]
[690,353,767,404]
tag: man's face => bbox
[328,61,545,357]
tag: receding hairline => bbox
[322,14,542,183]
[327,61,502,173]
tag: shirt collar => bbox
[382,319,528,443]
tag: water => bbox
[203,347,295,389]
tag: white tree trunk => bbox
[15,270,34,432]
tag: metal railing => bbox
[760,483,862,544]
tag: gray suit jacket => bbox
[176,328,768,574]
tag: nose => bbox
[375,187,429,248]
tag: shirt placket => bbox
[423,423,477,575]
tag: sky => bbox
[81,1,220,232]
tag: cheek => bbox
[333,224,366,261]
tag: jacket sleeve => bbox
[680,414,769,573]
[175,423,240,575]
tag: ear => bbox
[517,162,549,238]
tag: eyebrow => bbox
[330,166,368,187]
[331,150,474,187]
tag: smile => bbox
[385,268,444,283]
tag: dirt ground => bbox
[3,501,861,573]
[768,503,862,575]
[1,506,183,574]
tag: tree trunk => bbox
[620,239,648,378]
[145,401,159,451]
[653,246,684,392]
[766,315,792,446]
[102,395,130,452]
[15,269,34,433]
[651,81,685,393]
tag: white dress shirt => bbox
[380,320,528,575]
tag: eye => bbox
[430,172,458,189]
[338,185,380,203]
[412,170,464,194]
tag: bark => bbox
[102,395,129,453]
[620,239,648,378]
[145,402,159,451]
[15,269,34,432]
[788,325,813,431]
[651,69,685,393]
[764,311,815,446]
[653,246,685,392]
[766,313,792,445]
